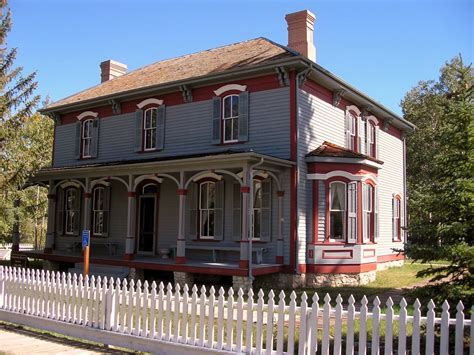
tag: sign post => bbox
[82,230,90,276]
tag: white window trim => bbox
[329,181,347,241]
[222,94,239,144]
[199,181,216,239]
[136,98,163,109]
[77,111,98,121]
[143,107,158,151]
[213,84,247,96]
[362,184,374,243]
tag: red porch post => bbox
[124,175,136,260]
[44,181,56,254]
[239,167,250,269]
[276,190,285,264]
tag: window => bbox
[368,122,376,158]
[143,108,158,150]
[348,113,357,151]
[82,119,93,158]
[199,182,215,239]
[363,184,374,242]
[65,188,79,235]
[92,187,109,236]
[329,182,346,240]
[223,95,239,143]
[347,182,357,243]
[252,179,271,240]
[392,195,401,241]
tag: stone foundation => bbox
[377,259,404,271]
[305,271,376,287]
[42,260,60,272]
[232,276,253,293]
[127,268,144,282]
[174,271,195,288]
[254,273,305,290]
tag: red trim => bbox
[322,249,353,259]
[84,192,92,198]
[387,124,402,140]
[290,165,297,272]
[240,186,250,193]
[312,180,318,243]
[289,70,297,161]
[52,123,57,167]
[275,256,284,264]
[123,253,134,261]
[357,181,363,244]
[298,264,307,273]
[127,192,136,197]
[377,253,404,263]
[308,249,314,259]
[175,256,186,264]
[177,189,188,196]
[306,263,377,274]
[239,260,249,269]
[43,247,52,254]
[277,190,285,197]
[59,74,281,125]
[308,163,378,176]
[289,70,297,273]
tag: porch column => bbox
[83,178,92,233]
[176,188,187,264]
[125,174,136,260]
[11,199,20,252]
[276,190,285,264]
[239,167,250,269]
[44,182,56,254]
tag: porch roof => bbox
[32,150,294,182]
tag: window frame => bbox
[143,107,158,151]
[362,183,375,243]
[81,118,93,158]
[368,121,376,158]
[222,94,239,144]
[348,112,358,152]
[199,181,216,239]
[64,188,79,235]
[329,181,347,241]
[92,186,108,237]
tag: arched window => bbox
[65,188,79,235]
[329,182,346,240]
[223,94,239,143]
[143,107,158,150]
[392,195,402,241]
[82,119,93,158]
[92,186,109,236]
[368,121,376,158]
[199,181,216,239]
[348,112,358,151]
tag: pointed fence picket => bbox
[0,266,472,355]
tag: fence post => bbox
[105,279,116,331]
[0,266,4,309]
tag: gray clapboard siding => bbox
[53,88,291,168]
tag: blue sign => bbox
[82,230,90,249]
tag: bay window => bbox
[329,182,346,240]
[363,183,374,242]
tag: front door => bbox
[138,195,156,253]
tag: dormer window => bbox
[223,95,239,143]
[143,108,158,150]
[82,119,93,158]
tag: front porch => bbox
[25,151,293,282]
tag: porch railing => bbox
[0,266,472,354]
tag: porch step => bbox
[69,263,130,280]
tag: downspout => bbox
[248,157,264,282]
[402,136,408,246]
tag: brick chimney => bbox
[285,10,316,62]
[100,59,127,83]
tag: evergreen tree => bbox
[402,55,473,303]
[0,1,52,243]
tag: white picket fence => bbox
[0,266,471,354]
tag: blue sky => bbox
[8,0,473,115]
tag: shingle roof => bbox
[307,141,383,164]
[46,37,295,110]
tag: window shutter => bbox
[392,196,396,241]
[214,180,225,240]
[156,105,166,150]
[232,183,241,241]
[56,188,64,235]
[188,183,198,240]
[73,189,81,236]
[344,111,351,149]
[362,184,367,243]
[74,121,81,159]
[90,118,100,158]
[357,117,362,153]
[211,97,221,145]
[238,91,249,142]
[364,121,369,155]
[134,110,143,152]
[347,182,357,243]
[400,197,404,241]
[102,186,111,237]
[260,179,271,241]
[373,186,379,242]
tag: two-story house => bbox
[23,10,414,289]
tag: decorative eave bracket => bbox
[360,105,373,120]
[275,66,289,87]
[109,99,121,115]
[332,89,346,107]
[382,118,393,132]
[297,68,312,88]
[180,85,193,103]
[49,112,61,125]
